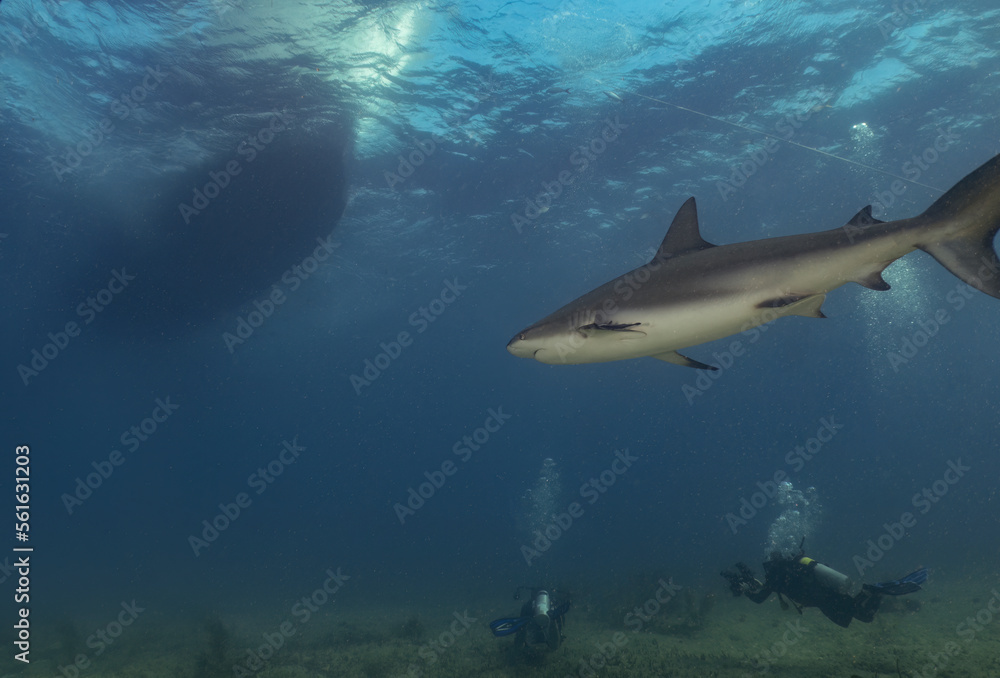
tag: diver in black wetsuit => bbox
[722,550,927,628]
[490,587,571,651]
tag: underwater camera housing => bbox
[721,562,758,597]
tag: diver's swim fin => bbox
[490,616,531,637]
[869,568,928,595]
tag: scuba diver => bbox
[722,548,927,628]
[490,587,571,651]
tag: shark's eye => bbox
[518,333,526,341]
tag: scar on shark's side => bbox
[508,152,1000,368]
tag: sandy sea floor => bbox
[7,574,1000,678]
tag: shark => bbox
[507,152,1000,369]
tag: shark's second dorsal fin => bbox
[654,197,716,262]
[845,205,885,229]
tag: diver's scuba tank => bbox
[799,557,860,596]
[532,590,552,629]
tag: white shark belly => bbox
[623,298,769,356]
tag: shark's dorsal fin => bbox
[654,197,716,262]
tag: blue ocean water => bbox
[2,0,1000,675]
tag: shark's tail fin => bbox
[918,153,1000,299]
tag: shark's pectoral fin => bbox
[757,294,828,319]
[651,351,718,370]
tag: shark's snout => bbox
[506,332,528,358]
[508,329,548,360]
